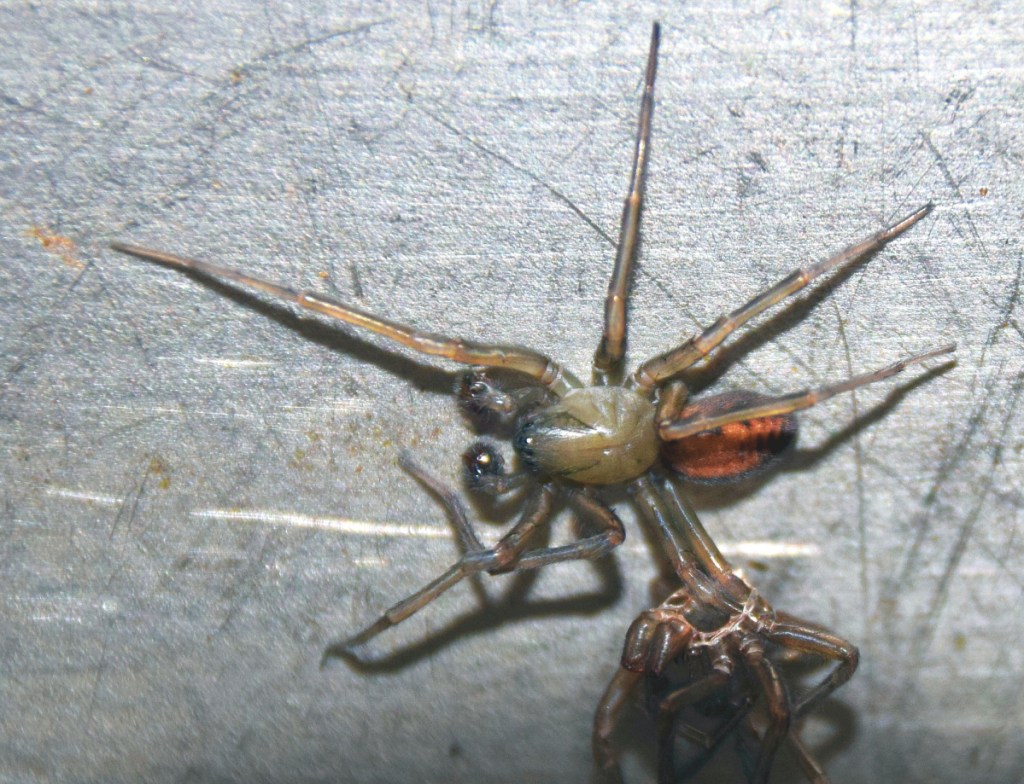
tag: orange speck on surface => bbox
[28,226,84,269]
[979,186,989,196]
[147,456,172,489]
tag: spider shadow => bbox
[159,264,458,396]
[325,541,624,673]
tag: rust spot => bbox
[28,226,83,269]
[148,456,171,490]
[979,186,988,196]
[318,270,330,280]
[662,391,797,484]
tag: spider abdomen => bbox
[514,387,659,485]
[661,391,797,484]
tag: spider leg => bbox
[631,202,935,389]
[765,619,859,719]
[655,663,740,784]
[659,343,955,441]
[336,483,556,653]
[744,640,792,784]
[401,451,484,553]
[631,475,746,612]
[593,666,645,776]
[339,485,625,655]
[787,730,830,784]
[511,491,626,569]
[593,23,659,385]
[657,669,753,784]
[110,242,581,395]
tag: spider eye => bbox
[463,441,505,486]
[458,371,500,417]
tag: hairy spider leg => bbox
[593,22,659,385]
[631,202,936,389]
[659,343,955,441]
[109,242,582,396]
[332,462,625,657]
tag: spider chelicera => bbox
[111,24,952,774]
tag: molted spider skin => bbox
[661,391,798,484]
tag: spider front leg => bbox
[334,466,555,656]
[110,243,582,395]
[632,202,935,389]
[593,23,659,385]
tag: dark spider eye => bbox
[462,441,505,486]
[458,372,499,417]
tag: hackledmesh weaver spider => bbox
[110,22,953,779]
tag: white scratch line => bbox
[46,486,123,505]
[192,508,449,538]
[192,357,277,369]
[721,541,821,559]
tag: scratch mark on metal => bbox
[192,357,277,369]
[192,508,451,538]
[720,540,821,559]
[46,486,124,506]
[413,105,616,248]
[909,370,1024,665]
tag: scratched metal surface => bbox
[1,2,1022,783]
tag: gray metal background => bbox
[2,1,1022,782]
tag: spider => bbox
[592,476,855,784]
[111,24,953,661]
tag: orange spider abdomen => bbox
[661,391,798,484]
